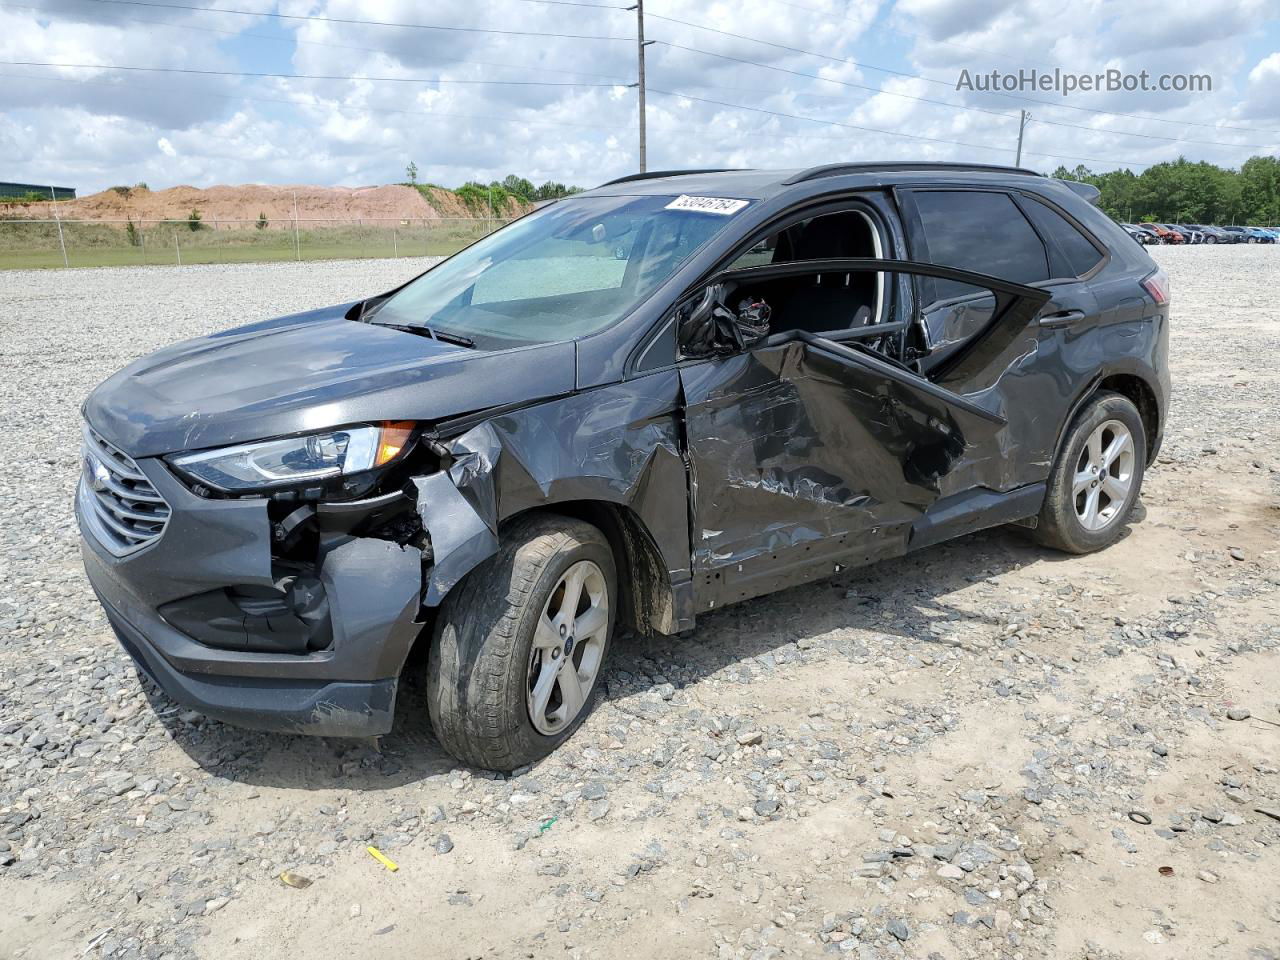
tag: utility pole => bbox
[1015,110,1031,166]
[631,0,649,172]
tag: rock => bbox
[886,918,910,941]
[1228,547,1245,561]
[1197,870,1219,883]
[736,730,764,747]
[936,864,965,881]
[1226,706,1251,721]
[434,835,454,855]
[587,799,610,821]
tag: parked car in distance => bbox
[77,162,1172,770]
[1172,224,1206,244]
[1185,224,1228,244]
[1244,226,1276,243]
[1160,224,1197,244]
[1121,223,1160,245]
[1138,222,1181,243]
[1220,226,1251,243]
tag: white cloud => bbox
[1,0,1277,191]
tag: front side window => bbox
[369,195,743,348]
[911,190,1049,302]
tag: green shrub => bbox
[187,209,202,231]
[256,211,268,230]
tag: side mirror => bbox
[677,283,771,359]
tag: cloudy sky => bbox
[2,0,1278,192]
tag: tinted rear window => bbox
[912,190,1049,301]
[1020,196,1104,278]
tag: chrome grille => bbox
[79,423,170,556]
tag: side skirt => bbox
[907,483,1046,553]
[687,482,1046,617]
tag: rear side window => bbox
[910,190,1049,301]
[1019,195,1105,278]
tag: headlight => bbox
[169,422,414,492]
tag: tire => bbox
[1034,391,1147,555]
[427,513,617,771]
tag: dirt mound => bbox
[6,183,523,223]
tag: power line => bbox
[5,69,626,131]
[661,41,1271,152]
[1,60,626,88]
[54,0,1280,139]
[645,7,1280,137]
[756,0,1076,73]
[58,0,1280,142]
[657,41,1017,123]
[16,0,1265,173]
[0,1,634,84]
[73,0,634,40]
[646,88,1151,169]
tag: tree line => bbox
[1052,155,1280,226]
[403,163,581,215]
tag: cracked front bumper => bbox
[76,455,424,737]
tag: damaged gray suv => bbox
[78,163,1171,770]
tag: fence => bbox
[0,216,516,269]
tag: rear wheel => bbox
[427,513,616,771]
[1034,392,1147,554]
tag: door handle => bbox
[1038,309,1085,327]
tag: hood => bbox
[85,302,577,457]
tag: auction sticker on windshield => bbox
[664,195,751,215]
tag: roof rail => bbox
[781,162,1042,185]
[598,168,742,187]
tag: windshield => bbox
[366,195,745,348]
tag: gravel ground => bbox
[1,249,1278,960]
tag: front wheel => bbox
[1034,392,1147,554]
[427,513,616,771]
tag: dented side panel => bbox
[417,371,690,608]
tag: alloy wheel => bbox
[1073,419,1135,532]
[526,560,609,735]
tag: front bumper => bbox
[77,455,425,737]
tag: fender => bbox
[413,371,693,634]
[1048,359,1165,469]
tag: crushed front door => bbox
[676,260,1051,607]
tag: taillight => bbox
[1141,268,1170,305]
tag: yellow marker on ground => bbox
[367,845,399,872]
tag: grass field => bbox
[0,219,510,269]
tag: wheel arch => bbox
[502,500,689,638]
[1052,366,1163,470]
[1096,372,1160,463]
